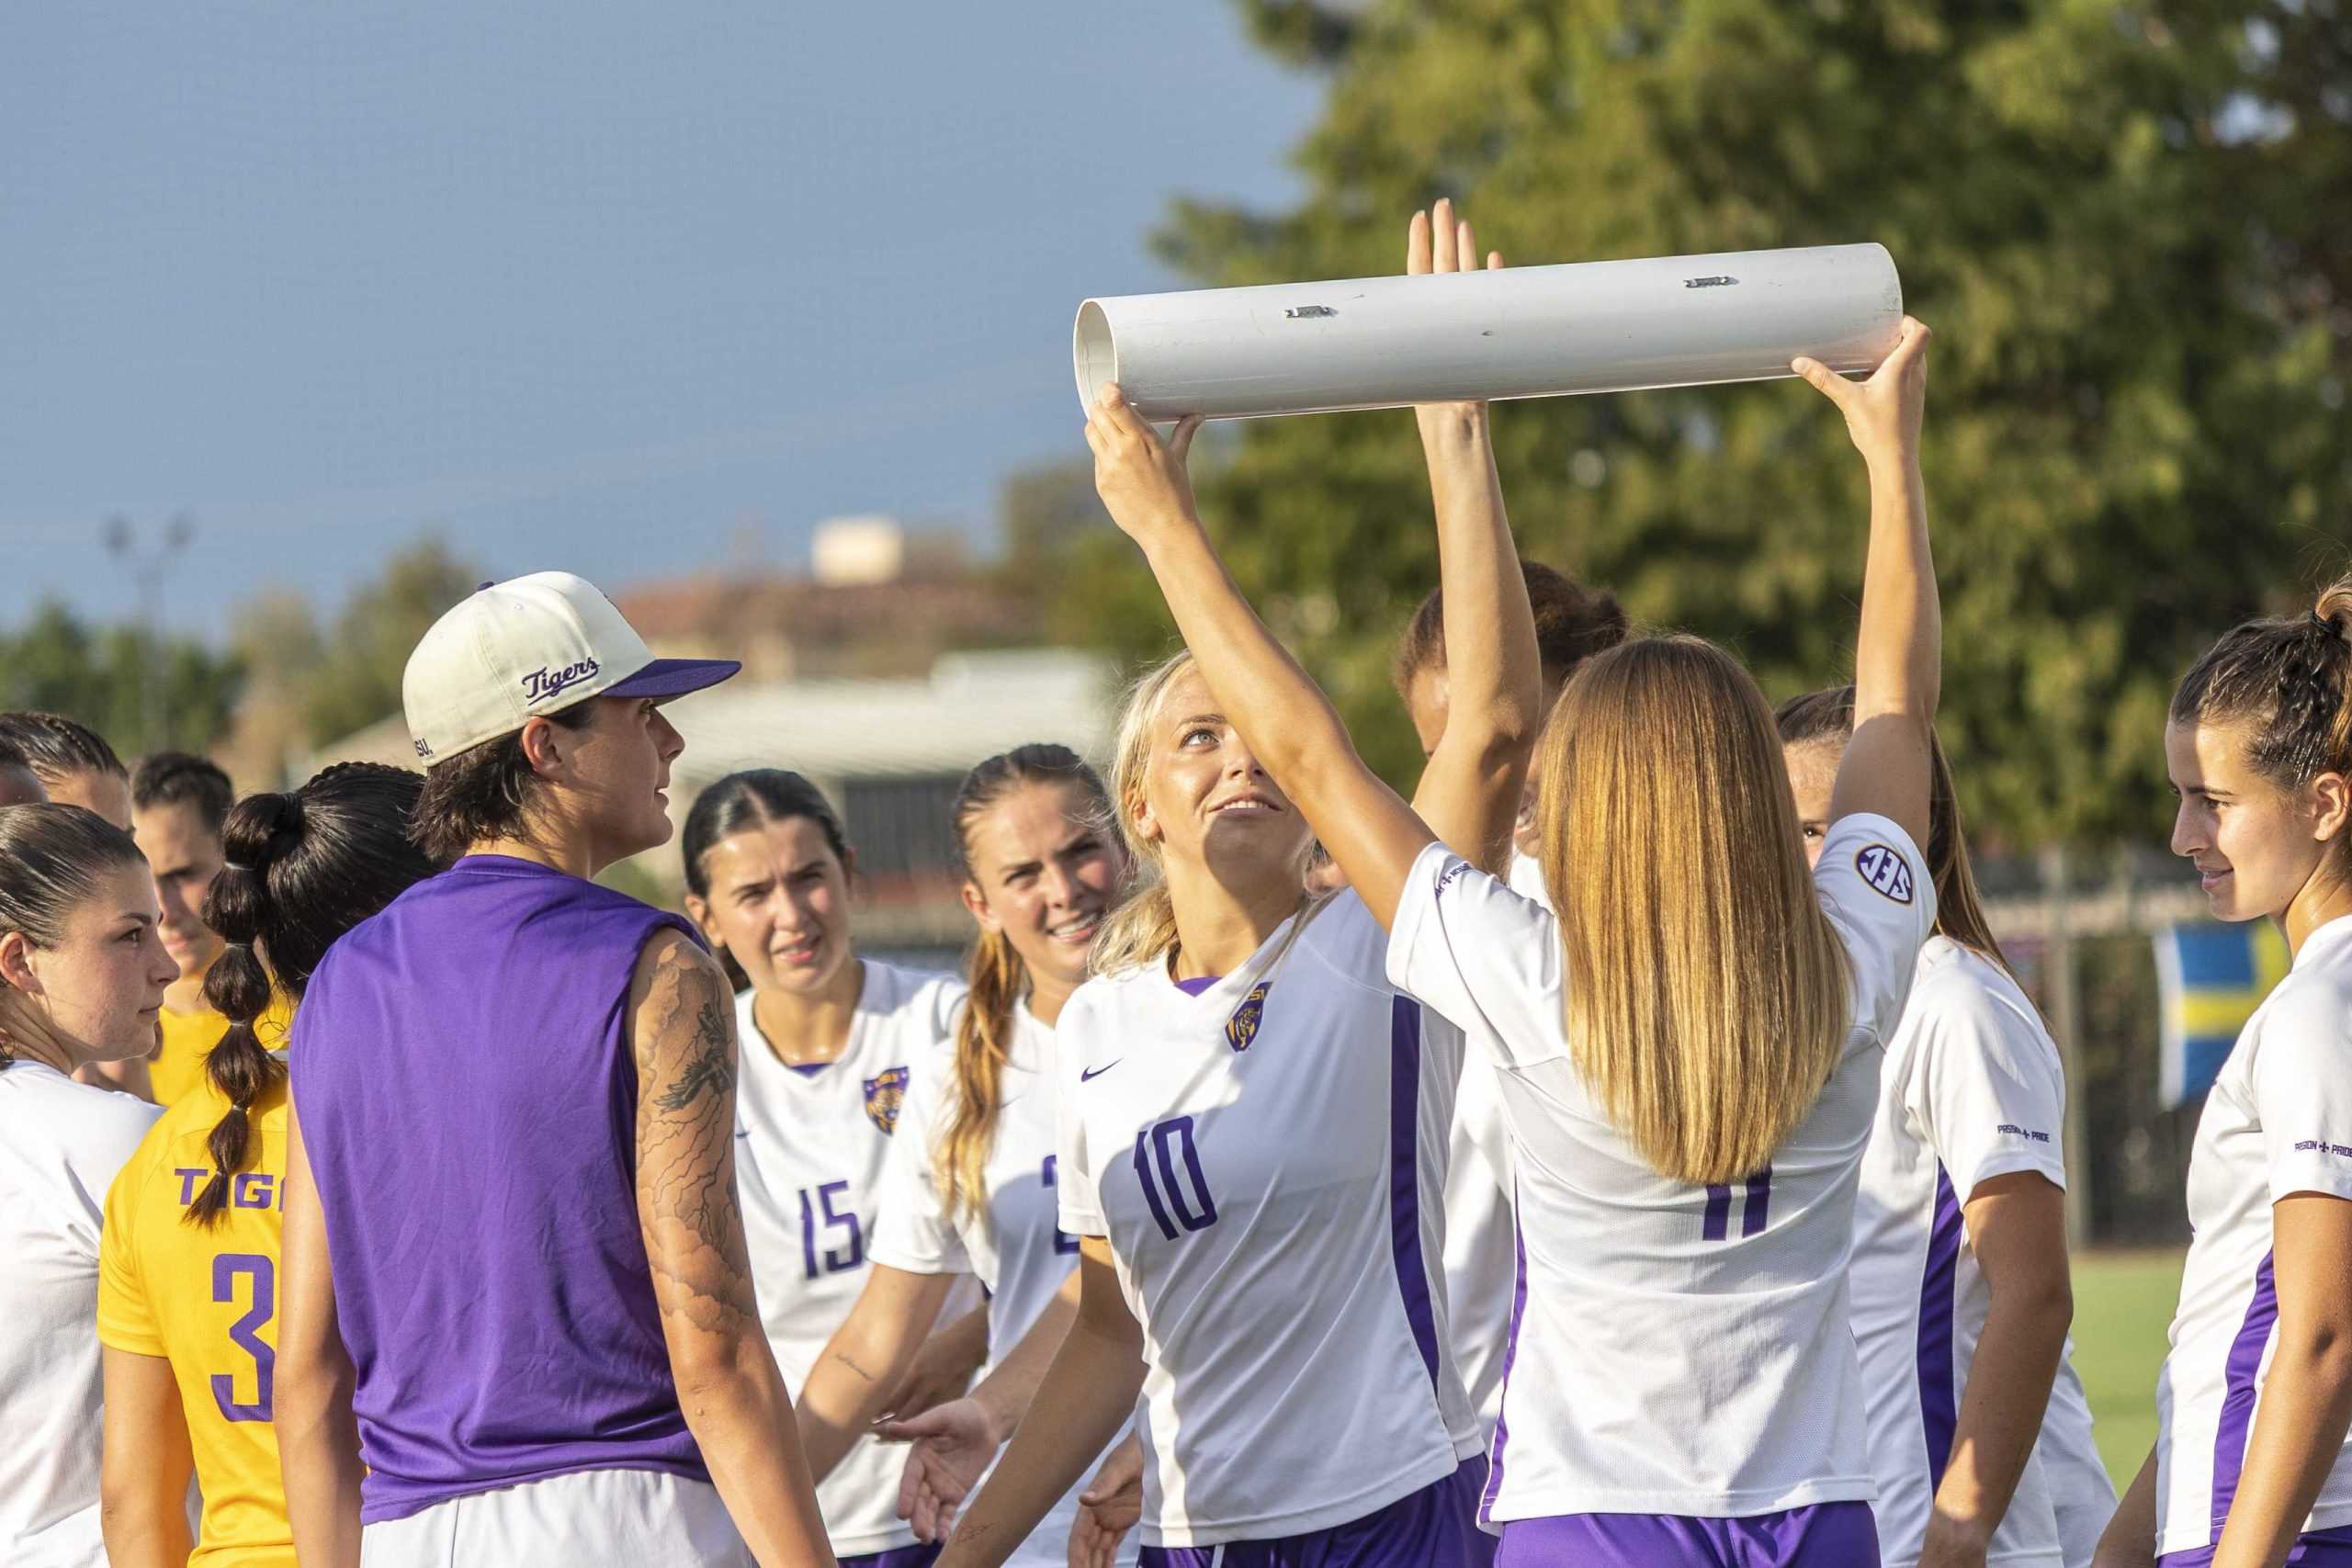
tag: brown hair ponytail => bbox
[938,744,1113,1229]
[2172,572,2352,799]
[187,764,442,1226]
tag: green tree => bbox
[1071,0,2352,844]
[0,599,244,757]
[297,536,481,745]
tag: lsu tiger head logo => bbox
[1855,843,1915,905]
[1224,982,1270,1053]
[864,1066,910,1135]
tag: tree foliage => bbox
[0,600,245,758]
[293,536,481,746]
[1059,0,2352,845]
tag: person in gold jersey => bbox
[96,762,441,1568]
[129,752,290,1106]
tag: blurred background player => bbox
[274,572,835,1568]
[96,763,440,1568]
[130,751,292,1107]
[1095,306,1940,1568]
[0,805,175,1567]
[682,767,976,1568]
[0,711,131,827]
[1392,560,1627,1447]
[1781,687,2111,1568]
[789,744,1139,1568]
[934,203,1521,1568]
[2096,582,2352,1568]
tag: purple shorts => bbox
[2161,1527,2352,1567]
[1495,1502,1878,1568]
[842,1547,942,1568]
[1139,1457,1486,1567]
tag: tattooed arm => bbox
[630,928,839,1568]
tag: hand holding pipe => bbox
[1073,243,1904,422]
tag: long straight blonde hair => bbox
[1536,636,1852,1186]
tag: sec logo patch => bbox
[1855,843,1915,905]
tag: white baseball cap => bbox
[401,570,741,763]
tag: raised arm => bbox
[793,1262,960,1483]
[1795,317,1939,851]
[1402,200,1546,873]
[628,928,837,1568]
[1083,207,1540,928]
[277,1106,366,1568]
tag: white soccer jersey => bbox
[2041,1359,2114,1568]
[1851,935,2109,1568]
[1389,812,1935,1524]
[1056,891,1482,1548]
[733,958,969,1558]
[0,1061,162,1568]
[2155,915,2352,1557]
[871,999,1136,1568]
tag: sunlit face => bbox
[132,799,227,987]
[1403,659,1567,861]
[48,768,131,829]
[960,781,1125,994]
[1132,667,1312,878]
[691,816,855,997]
[1783,738,1843,871]
[555,696,686,862]
[2,863,179,1064]
[2166,717,2346,923]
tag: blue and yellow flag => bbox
[2154,921,2290,1107]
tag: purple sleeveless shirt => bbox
[289,854,709,1523]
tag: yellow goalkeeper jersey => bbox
[97,1070,295,1568]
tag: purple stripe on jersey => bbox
[1494,1501,1880,1567]
[840,1546,943,1568]
[1918,1163,1962,1493]
[1173,974,1222,997]
[1137,1456,1485,1565]
[2211,1249,2280,1535]
[1702,1183,1732,1240]
[2160,1524,2352,1567]
[1480,1198,1529,1526]
[1741,1167,1773,1237]
[1388,998,1442,1389]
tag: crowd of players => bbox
[5,205,2352,1568]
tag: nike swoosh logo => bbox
[1079,1061,1123,1082]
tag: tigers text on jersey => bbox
[1056,891,1483,1548]
[1388,812,1935,1525]
[872,1000,1137,1568]
[0,1061,161,1568]
[1850,935,2109,1568]
[732,958,969,1558]
[98,1070,298,1568]
[2156,916,2352,1557]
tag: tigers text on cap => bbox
[401,570,741,763]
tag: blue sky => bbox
[0,3,1321,638]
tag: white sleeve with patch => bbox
[870,1044,967,1276]
[1908,961,2070,1204]
[1386,842,1570,1072]
[1813,813,1938,1051]
[1055,986,1109,1238]
[2253,985,2352,1205]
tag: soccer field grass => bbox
[2071,1249,2187,1485]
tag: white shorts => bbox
[359,1468,754,1567]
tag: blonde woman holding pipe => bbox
[929,202,1528,1568]
[1070,310,1939,1568]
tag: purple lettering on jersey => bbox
[210,1252,277,1423]
[797,1180,865,1279]
[175,1167,209,1206]
[233,1171,277,1210]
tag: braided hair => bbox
[187,763,442,1226]
[2172,577,2352,795]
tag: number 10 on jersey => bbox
[1132,1116,1217,1241]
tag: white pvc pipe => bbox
[1073,243,1902,421]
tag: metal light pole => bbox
[103,512,194,750]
